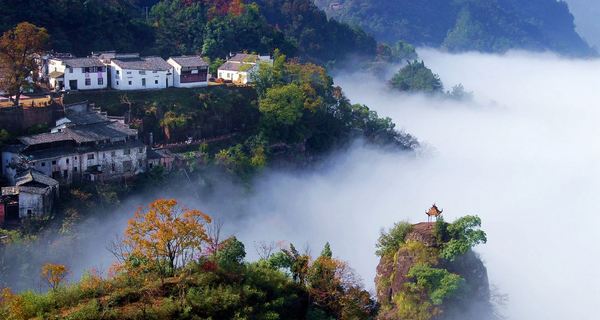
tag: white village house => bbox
[1,103,147,186]
[95,52,172,90]
[48,57,108,91]
[217,53,272,84]
[1,169,59,219]
[167,56,209,88]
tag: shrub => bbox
[406,264,463,306]
[440,216,487,261]
[376,222,413,256]
[389,60,443,93]
[64,299,102,320]
[107,287,141,307]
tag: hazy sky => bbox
[565,0,600,48]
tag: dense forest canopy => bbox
[0,0,376,65]
[314,0,596,56]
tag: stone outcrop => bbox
[375,222,495,320]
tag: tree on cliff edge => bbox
[0,22,48,106]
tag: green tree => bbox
[389,60,443,94]
[376,221,413,256]
[406,264,463,305]
[252,49,286,98]
[216,236,246,271]
[259,83,306,127]
[440,215,487,261]
[150,0,206,56]
[377,40,418,63]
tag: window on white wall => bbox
[85,78,91,86]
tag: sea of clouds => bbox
[233,49,600,319]
[5,49,600,319]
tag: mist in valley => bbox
[3,50,600,320]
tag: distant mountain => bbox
[314,0,596,56]
[564,0,600,49]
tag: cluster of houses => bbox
[0,102,176,225]
[0,51,274,225]
[41,51,272,92]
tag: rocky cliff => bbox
[375,219,494,320]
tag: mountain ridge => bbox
[314,0,595,56]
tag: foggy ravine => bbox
[4,50,600,319]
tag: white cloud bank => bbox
[231,49,600,320]
[8,49,599,320]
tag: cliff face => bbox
[375,222,494,320]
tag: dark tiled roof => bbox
[18,121,136,146]
[218,61,245,72]
[113,56,171,71]
[62,57,104,68]
[169,56,209,68]
[64,110,109,126]
[15,169,59,187]
[18,132,72,145]
[228,53,259,63]
[67,121,137,143]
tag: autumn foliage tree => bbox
[117,199,212,278]
[0,22,48,106]
[40,263,68,291]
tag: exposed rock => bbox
[375,222,495,320]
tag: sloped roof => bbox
[112,56,171,71]
[18,132,72,145]
[67,121,137,143]
[169,56,209,68]
[61,57,104,68]
[15,169,59,187]
[228,53,259,63]
[218,61,246,72]
[63,110,109,126]
[18,120,136,146]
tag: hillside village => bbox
[0,51,273,226]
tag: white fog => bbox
[5,50,599,320]
[231,49,600,320]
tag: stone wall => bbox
[0,103,63,134]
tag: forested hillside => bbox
[314,0,595,56]
[564,0,600,48]
[0,0,376,65]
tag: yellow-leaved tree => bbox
[116,199,212,278]
[40,263,68,291]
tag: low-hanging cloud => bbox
[324,49,600,320]
[3,49,599,320]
